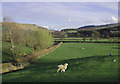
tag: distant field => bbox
[2,43,119,82]
[54,37,119,42]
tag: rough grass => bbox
[2,42,32,62]
[2,43,119,82]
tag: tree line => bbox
[51,30,119,42]
[58,23,119,39]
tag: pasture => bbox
[2,43,119,82]
[54,37,119,42]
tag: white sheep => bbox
[57,63,68,73]
[113,59,116,62]
[82,48,85,50]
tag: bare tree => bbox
[91,31,100,42]
[59,31,65,41]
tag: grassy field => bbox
[54,37,119,42]
[2,43,119,82]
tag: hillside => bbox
[61,23,119,32]
[60,23,120,37]
[78,23,119,31]
[2,22,54,65]
[2,22,47,31]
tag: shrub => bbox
[29,29,54,50]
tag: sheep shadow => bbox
[24,55,118,72]
[4,55,118,75]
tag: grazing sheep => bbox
[82,48,85,50]
[113,59,116,62]
[57,63,68,73]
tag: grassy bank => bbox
[2,42,32,63]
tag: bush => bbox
[27,29,54,50]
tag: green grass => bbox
[54,37,120,42]
[2,42,32,62]
[2,43,119,82]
